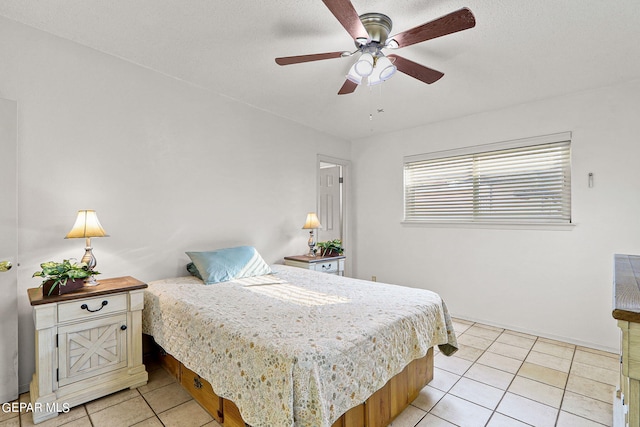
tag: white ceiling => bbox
[1,0,639,140]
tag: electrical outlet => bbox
[371,276,377,282]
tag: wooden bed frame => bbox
[150,340,433,427]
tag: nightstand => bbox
[27,276,149,424]
[284,254,345,276]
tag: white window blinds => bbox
[404,135,571,223]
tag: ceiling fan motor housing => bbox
[358,13,393,45]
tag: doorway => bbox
[316,155,349,266]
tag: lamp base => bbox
[84,276,100,286]
[307,230,316,257]
[81,245,99,286]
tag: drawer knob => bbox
[193,377,203,389]
[120,325,127,331]
[80,300,108,313]
[322,264,332,270]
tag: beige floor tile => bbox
[430,394,493,427]
[451,321,472,335]
[576,346,618,359]
[477,351,523,374]
[411,385,445,412]
[429,368,461,392]
[157,400,213,427]
[474,323,505,332]
[201,420,223,427]
[561,391,613,426]
[448,377,504,410]
[0,400,19,423]
[89,396,154,427]
[532,340,575,359]
[20,404,88,427]
[496,392,558,427]
[451,318,474,326]
[486,412,531,427]
[518,362,568,389]
[508,376,564,408]
[487,341,530,360]
[0,418,19,427]
[573,349,619,371]
[453,345,484,362]
[388,404,426,427]
[131,418,164,427]
[434,354,473,376]
[495,333,535,350]
[416,413,456,426]
[556,410,607,427]
[457,333,495,351]
[85,388,140,414]
[465,325,503,340]
[137,368,178,395]
[502,329,537,340]
[525,350,572,373]
[570,362,618,386]
[566,374,616,403]
[464,364,515,390]
[142,382,192,414]
[60,417,93,427]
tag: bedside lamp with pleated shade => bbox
[65,210,109,285]
[301,212,322,257]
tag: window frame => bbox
[402,132,574,230]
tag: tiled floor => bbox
[0,319,618,427]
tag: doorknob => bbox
[0,261,12,272]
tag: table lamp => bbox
[302,212,322,257]
[65,210,109,285]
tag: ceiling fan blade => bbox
[275,52,345,66]
[338,79,358,95]
[388,54,444,84]
[389,8,475,48]
[322,0,369,42]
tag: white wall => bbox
[351,80,640,352]
[0,17,351,393]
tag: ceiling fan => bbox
[275,0,476,95]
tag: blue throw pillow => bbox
[186,246,272,284]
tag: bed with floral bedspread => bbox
[142,264,457,427]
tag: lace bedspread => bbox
[142,264,457,427]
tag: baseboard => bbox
[452,314,619,354]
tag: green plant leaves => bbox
[32,259,100,292]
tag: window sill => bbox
[401,221,576,231]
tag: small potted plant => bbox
[33,259,99,296]
[315,239,344,257]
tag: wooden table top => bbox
[28,276,147,306]
[284,254,345,263]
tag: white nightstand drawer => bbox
[313,261,339,274]
[284,255,346,276]
[58,293,127,323]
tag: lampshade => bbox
[301,212,322,230]
[354,53,374,77]
[368,56,397,86]
[346,64,362,85]
[65,210,109,239]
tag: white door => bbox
[0,98,18,403]
[318,164,342,242]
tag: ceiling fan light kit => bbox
[275,0,476,95]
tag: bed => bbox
[142,249,457,427]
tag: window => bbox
[403,132,571,225]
